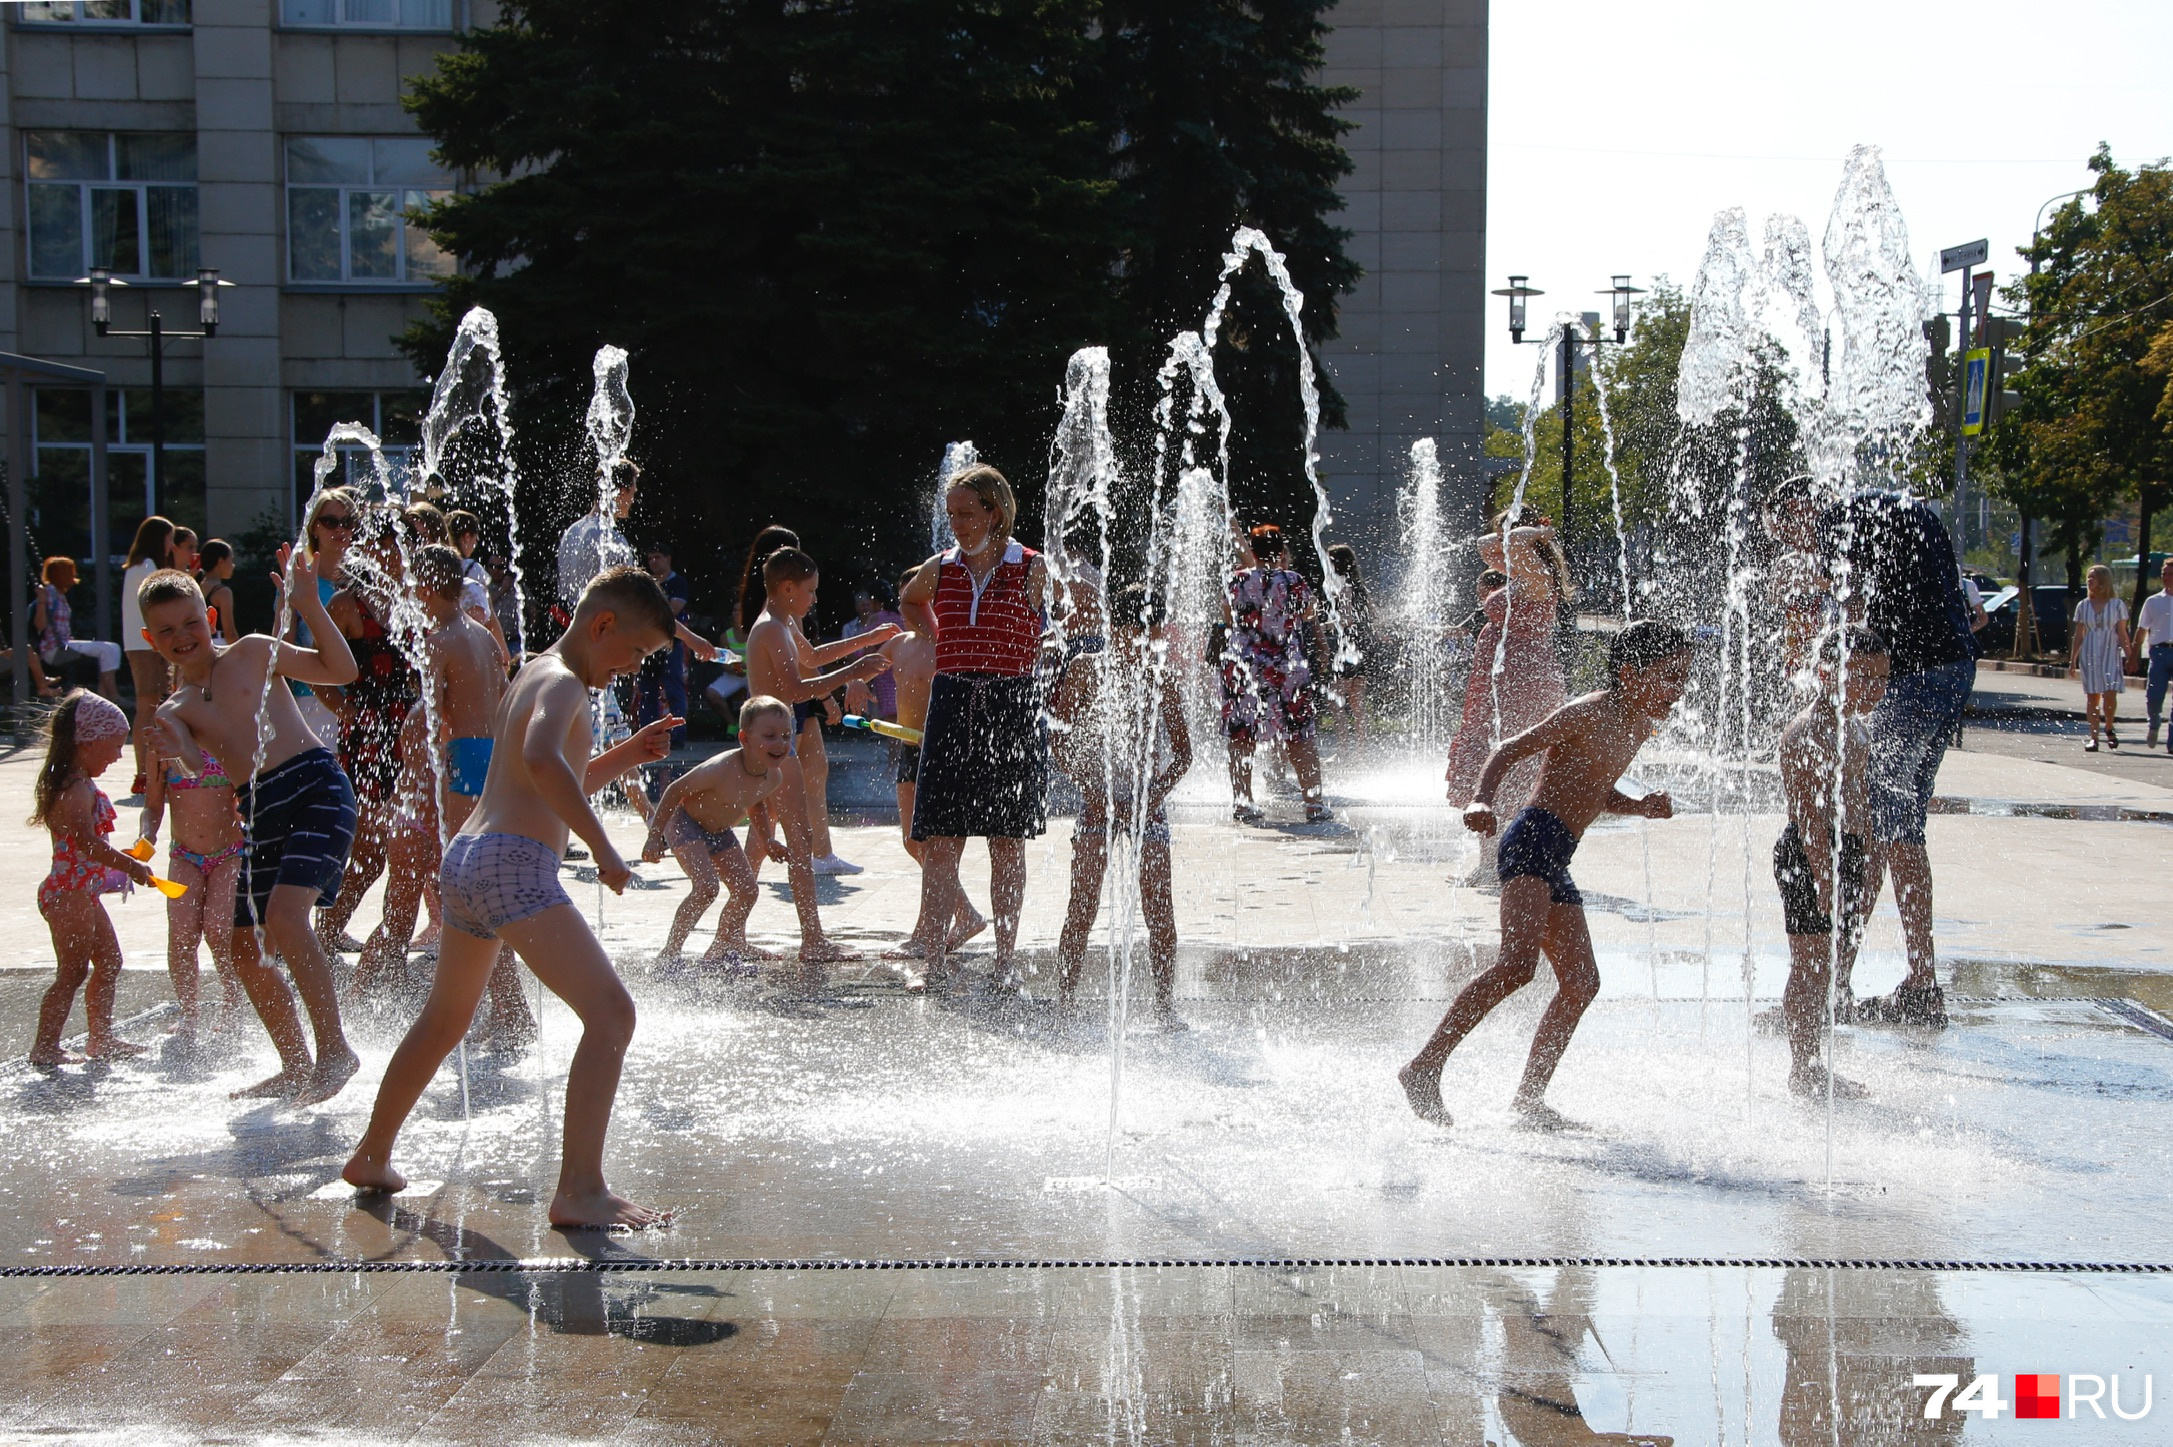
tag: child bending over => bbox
[142,557,362,1103]
[1401,620,1691,1130]
[642,695,794,972]
[29,692,154,1065]
[1774,626,1889,1097]
[1052,583,1193,1026]
[343,566,679,1230]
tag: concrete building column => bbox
[193,0,285,537]
[1320,0,1489,561]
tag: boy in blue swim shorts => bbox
[345,565,681,1230]
[1401,620,1692,1131]
[640,695,795,974]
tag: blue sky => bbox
[1481,0,2173,400]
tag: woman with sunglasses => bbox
[288,489,360,755]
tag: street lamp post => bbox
[77,267,230,518]
[1490,273,1642,547]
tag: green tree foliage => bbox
[1097,1,1356,539]
[400,0,1357,612]
[1991,147,2173,595]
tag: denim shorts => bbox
[1870,658,1974,845]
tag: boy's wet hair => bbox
[403,501,448,545]
[1606,619,1691,680]
[576,564,675,637]
[739,694,793,735]
[137,567,204,614]
[1114,580,1166,630]
[762,547,819,588]
[447,509,482,541]
[1817,624,1887,669]
[412,543,466,599]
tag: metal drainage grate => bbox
[3,1255,2170,1279]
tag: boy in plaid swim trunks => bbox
[142,557,363,1105]
[344,566,681,1230]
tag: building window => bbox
[25,132,199,281]
[286,137,454,285]
[292,389,430,516]
[280,0,450,31]
[31,387,207,569]
[16,0,191,24]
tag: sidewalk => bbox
[0,730,2166,995]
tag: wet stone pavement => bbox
[2,743,2171,1440]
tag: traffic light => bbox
[1980,316,2026,422]
[1923,314,1951,418]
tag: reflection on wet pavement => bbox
[3,947,2171,1438]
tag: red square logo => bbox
[2017,1373,2060,1419]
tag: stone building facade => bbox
[1318,0,1489,549]
[0,0,1484,616]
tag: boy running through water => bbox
[743,547,894,978]
[643,695,794,972]
[1400,620,1691,1130]
[140,555,362,1102]
[1051,583,1193,1026]
[343,567,680,1229]
[1774,626,1889,1097]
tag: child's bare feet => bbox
[340,1151,407,1194]
[1154,1005,1189,1033]
[84,1037,147,1060]
[697,948,758,980]
[721,937,781,961]
[28,1047,83,1068]
[1513,1098,1581,1133]
[548,1186,671,1231]
[1789,1065,1868,1100]
[652,946,686,973]
[800,938,863,964]
[232,1063,310,1099]
[948,909,989,949]
[292,1045,361,1105]
[1398,1063,1452,1126]
[881,937,930,961]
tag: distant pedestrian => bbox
[1325,543,1375,745]
[1222,524,1330,825]
[2072,564,2129,752]
[32,558,120,702]
[195,541,238,644]
[1444,510,1570,860]
[2130,556,2173,752]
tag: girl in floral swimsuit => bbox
[141,727,248,1037]
[29,692,153,1066]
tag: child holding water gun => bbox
[29,692,154,1065]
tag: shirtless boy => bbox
[1400,620,1692,1130]
[743,547,893,978]
[139,557,363,1102]
[356,546,536,1047]
[1774,625,1890,1097]
[642,695,793,972]
[342,566,680,1229]
[879,565,985,961]
[1052,582,1193,1026]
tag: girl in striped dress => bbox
[2073,564,2131,751]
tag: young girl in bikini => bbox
[29,692,154,1066]
[141,724,248,1037]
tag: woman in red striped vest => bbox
[898,465,1050,991]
